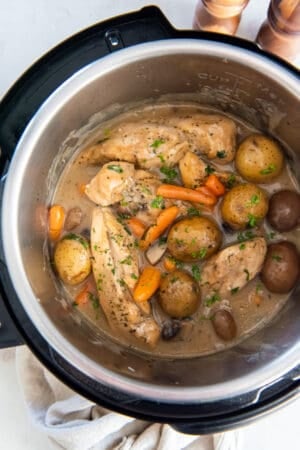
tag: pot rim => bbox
[2,39,300,403]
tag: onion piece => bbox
[145,241,167,265]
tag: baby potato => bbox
[235,134,284,183]
[167,217,222,262]
[54,234,91,285]
[159,270,201,318]
[220,183,268,230]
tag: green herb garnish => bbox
[248,194,260,206]
[192,265,201,281]
[247,214,257,228]
[256,283,263,293]
[131,273,138,280]
[89,292,99,310]
[120,255,132,265]
[160,166,177,183]
[239,243,246,250]
[231,287,239,294]
[191,248,207,259]
[205,292,221,307]
[205,165,215,175]
[226,174,236,189]
[260,164,276,175]
[244,268,250,281]
[64,233,89,249]
[187,207,201,217]
[151,138,165,149]
[107,164,123,173]
[266,231,276,240]
[237,230,256,242]
[151,195,165,209]
[217,150,227,159]
[272,254,282,262]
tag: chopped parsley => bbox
[170,276,179,284]
[160,166,177,183]
[260,164,276,175]
[89,292,99,310]
[256,283,263,293]
[187,207,201,217]
[247,214,257,228]
[239,243,246,250]
[151,138,165,149]
[191,247,207,259]
[266,231,276,240]
[231,287,239,294]
[272,254,282,262]
[131,273,138,280]
[63,233,89,249]
[191,265,201,281]
[151,195,165,209]
[205,165,215,175]
[205,292,221,307]
[226,174,236,189]
[158,153,165,163]
[217,150,227,159]
[244,268,250,281]
[248,194,260,206]
[107,164,123,173]
[117,278,126,287]
[158,236,167,246]
[120,255,132,265]
[237,230,256,242]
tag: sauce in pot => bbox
[49,102,300,358]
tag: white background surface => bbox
[0,1,299,449]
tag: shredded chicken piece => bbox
[90,207,160,346]
[200,238,267,297]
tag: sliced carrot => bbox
[163,256,176,272]
[133,266,161,303]
[140,205,179,250]
[157,184,217,206]
[48,204,65,241]
[127,217,147,238]
[75,280,97,306]
[205,174,226,197]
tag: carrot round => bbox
[140,205,179,250]
[127,217,147,238]
[205,174,226,197]
[157,184,217,206]
[48,205,65,241]
[133,266,161,303]
[163,256,176,272]
[75,285,90,306]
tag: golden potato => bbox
[220,183,268,230]
[235,134,284,183]
[54,234,91,285]
[167,217,222,262]
[159,270,201,318]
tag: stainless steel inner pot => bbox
[2,40,300,405]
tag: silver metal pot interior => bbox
[2,40,300,404]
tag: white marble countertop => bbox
[0,1,299,449]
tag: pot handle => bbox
[0,6,179,162]
[0,173,23,348]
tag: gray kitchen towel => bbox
[16,346,242,450]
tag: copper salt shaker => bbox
[193,0,249,35]
[256,0,300,64]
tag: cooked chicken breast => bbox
[79,122,189,169]
[85,161,134,206]
[200,237,267,297]
[91,207,160,346]
[170,113,237,164]
[79,113,236,169]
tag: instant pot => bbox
[0,6,299,434]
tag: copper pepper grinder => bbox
[193,0,249,35]
[256,0,300,64]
